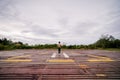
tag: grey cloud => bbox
[0,0,20,22]
[0,32,55,44]
[21,30,30,33]
[33,26,59,38]
[107,9,120,22]
[72,22,99,35]
[93,16,120,38]
[0,0,120,45]
[107,18,120,34]
[58,17,69,26]
[21,24,59,38]
[103,8,120,37]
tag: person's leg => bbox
[58,48,60,54]
[59,48,61,54]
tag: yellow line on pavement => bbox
[7,55,31,60]
[88,59,114,62]
[0,55,32,62]
[88,54,109,59]
[88,54,115,62]
[1,59,32,62]
[47,59,75,63]
[96,74,106,77]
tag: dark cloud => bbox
[0,0,18,20]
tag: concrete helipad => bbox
[0,49,120,80]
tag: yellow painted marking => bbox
[88,54,115,62]
[96,74,106,77]
[8,55,31,60]
[88,54,109,59]
[47,59,75,63]
[79,64,89,68]
[1,59,32,62]
[0,55,32,62]
[88,59,114,62]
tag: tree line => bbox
[0,34,120,50]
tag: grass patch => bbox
[101,48,120,51]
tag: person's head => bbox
[58,41,60,44]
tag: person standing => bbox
[57,41,62,54]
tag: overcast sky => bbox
[0,0,120,45]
